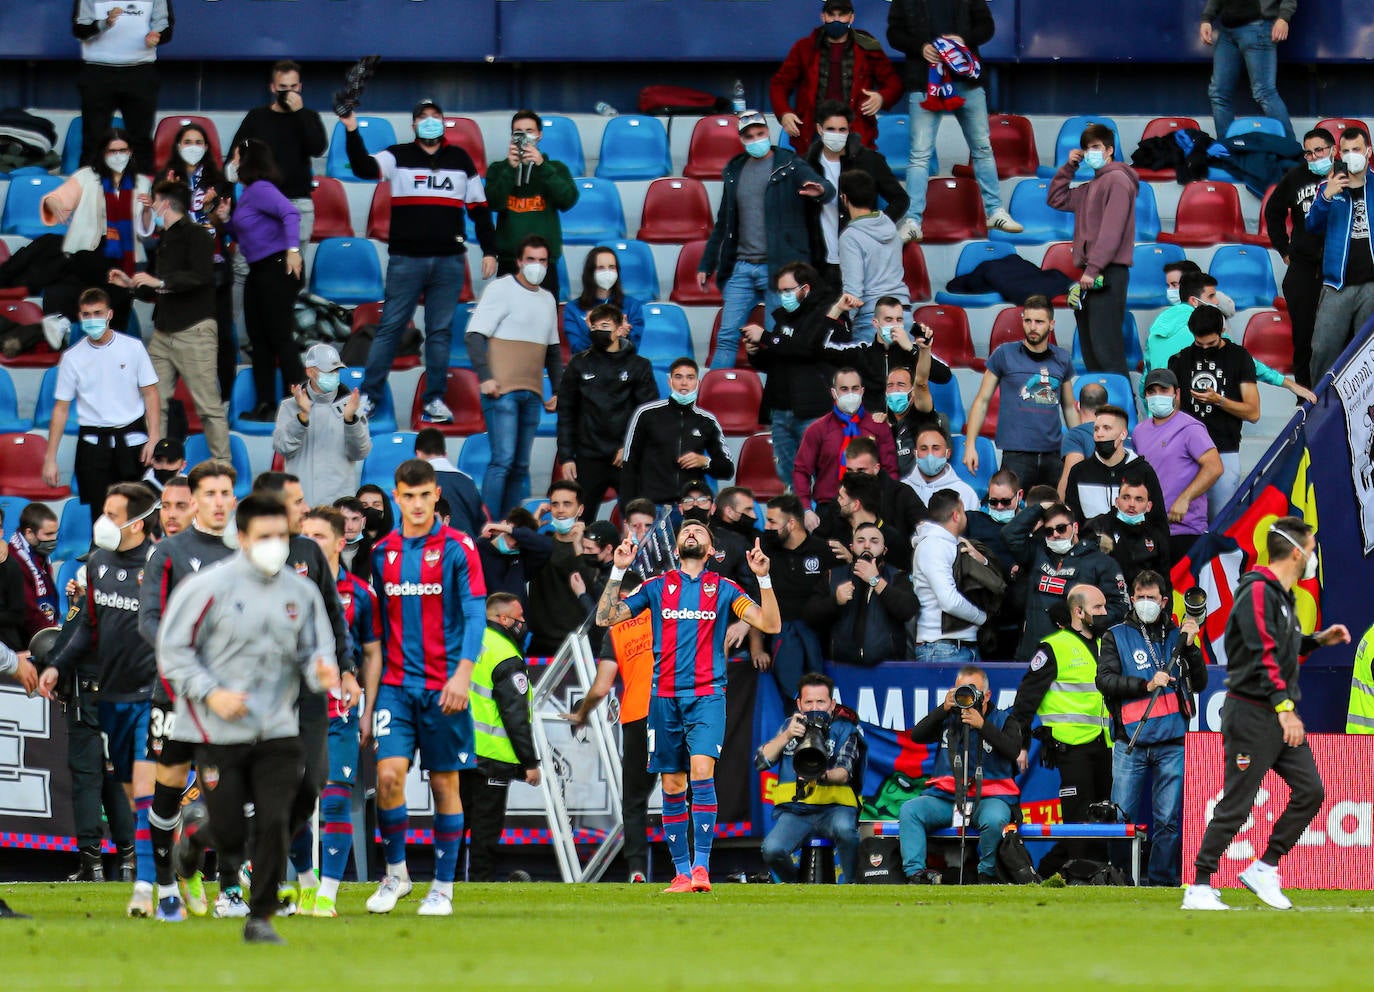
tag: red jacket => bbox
[770,28,903,152]
[792,410,898,506]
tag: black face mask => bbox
[581,553,606,570]
[590,328,615,351]
[504,619,528,643]
[682,507,711,525]
[856,550,883,564]
[761,530,785,555]
[1095,439,1120,460]
[361,506,385,534]
[153,467,177,484]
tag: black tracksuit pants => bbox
[575,457,621,523]
[1282,256,1323,388]
[621,717,657,877]
[67,690,135,852]
[1039,736,1114,877]
[1076,262,1131,375]
[458,769,513,881]
[244,254,305,407]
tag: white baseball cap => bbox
[303,343,345,372]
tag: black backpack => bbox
[1059,858,1130,886]
[995,829,1042,885]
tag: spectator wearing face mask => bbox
[10,503,60,639]
[1063,404,1167,525]
[1083,473,1172,588]
[526,481,598,655]
[901,425,978,512]
[142,437,186,494]
[355,485,395,545]
[271,343,372,506]
[332,496,374,583]
[477,508,553,611]
[759,495,837,699]
[965,469,1026,660]
[911,490,990,665]
[620,358,734,508]
[809,522,916,667]
[1055,381,1109,500]
[793,367,897,528]
[840,436,928,540]
[563,248,647,353]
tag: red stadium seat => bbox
[1241,310,1294,374]
[637,178,713,244]
[1159,181,1247,246]
[684,116,744,180]
[903,241,932,303]
[310,177,355,241]
[954,114,1039,180]
[366,182,391,242]
[988,305,1061,355]
[409,369,486,436]
[1040,241,1083,306]
[1317,118,1370,145]
[670,240,722,305]
[153,115,223,170]
[1239,185,1283,247]
[920,177,987,243]
[0,433,70,498]
[443,117,487,177]
[0,301,59,368]
[913,305,979,370]
[1133,117,1201,181]
[709,304,764,369]
[352,302,420,369]
[271,450,285,472]
[697,369,764,435]
[735,432,785,499]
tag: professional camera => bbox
[952,683,984,710]
[793,711,833,781]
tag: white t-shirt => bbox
[467,274,559,395]
[81,0,164,67]
[55,331,158,435]
[820,156,843,265]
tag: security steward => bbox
[1184,517,1350,911]
[458,592,541,882]
[1346,620,1374,734]
[1012,583,1113,878]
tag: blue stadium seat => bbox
[594,116,671,181]
[326,117,397,182]
[1036,115,1121,180]
[341,367,397,434]
[556,255,571,303]
[950,435,997,499]
[2,174,66,238]
[61,115,123,176]
[309,238,385,305]
[1209,244,1278,310]
[54,498,92,562]
[184,433,253,497]
[639,303,694,366]
[596,239,659,301]
[227,368,283,436]
[456,433,491,482]
[1127,242,1187,307]
[1075,371,1139,430]
[928,376,966,434]
[360,431,418,489]
[988,179,1073,245]
[561,179,626,245]
[1135,183,1161,242]
[538,116,586,177]
[0,367,33,432]
[933,241,1018,307]
[538,374,557,438]
[1225,117,1287,139]
[55,556,84,617]
[875,114,936,178]
[34,367,80,435]
[0,495,30,535]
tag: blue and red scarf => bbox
[833,404,866,481]
[921,37,982,113]
[101,173,136,275]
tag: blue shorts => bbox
[646,694,726,775]
[373,683,476,773]
[328,711,361,784]
[99,700,151,782]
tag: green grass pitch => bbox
[4,882,1372,990]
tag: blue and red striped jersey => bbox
[372,521,487,691]
[622,568,755,697]
[332,566,381,719]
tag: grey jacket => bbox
[1201,0,1297,24]
[839,213,908,309]
[157,553,335,745]
[271,385,372,506]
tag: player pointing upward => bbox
[596,521,780,893]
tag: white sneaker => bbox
[1239,861,1292,910]
[416,890,452,917]
[421,398,454,423]
[1181,884,1231,911]
[988,208,1024,234]
[127,881,154,918]
[214,887,250,918]
[365,874,413,914]
[897,218,923,243]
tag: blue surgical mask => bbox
[315,371,340,394]
[1116,509,1146,526]
[1084,149,1107,170]
[878,325,894,345]
[416,117,444,141]
[885,390,910,415]
[987,507,1016,524]
[550,515,577,535]
[1165,287,1181,306]
[672,389,697,406]
[917,454,947,477]
[152,209,166,229]
[744,138,771,159]
[1146,394,1175,418]
[80,317,108,339]
[1309,156,1333,177]
[494,535,518,555]
[779,290,801,313]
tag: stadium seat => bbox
[33,367,78,434]
[1036,115,1121,180]
[309,238,384,305]
[360,431,419,490]
[0,301,60,368]
[1133,117,1201,181]
[596,240,659,302]
[537,116,586,177]
[913,305,979,370]
[1135,182,1162,242]
[1241,310,1294,374]
[310,177,355,241]
[1239,185,1281,247]
[455,433,491,482]
[0,433,70,499]
[1209,244,1278,310]
[443,117,487,176]
[1,174,65,238]
[172,378,205,435]
[0,367,32,432]
[595,116,672,181]
[537,373,558,438]
[409,369,485,436]
[1317,117,1370,144]
[365,182,391,241]
[709,304,764,370]
[1040,241,1083,300]
[669,240,722,305]
[228,368,283,436]
[933,241,1017,307]
[54,498,92,562]
[637,178,714,244]
[954,114,1040,180]
[340,367,397,434]
[555,256,570,303]
[352,301,420,370]
[988,179,1072,245]
[448,303,478,367]
[0,495,30,535]
[698,369,764,435]
[61,115,123,175]
[875,114,937,177]
[54,556,84,617]
[560,178,626,245]
[1159,181,1247,246]
[903,241,932,302]
[734,432,784,499]
[950,435,998,499]
[927,375,966,434]
[153,115,223,169]
[326,117,397,181]
[1127,243,1188,307]
[639,303,694,366]
[685,116,746,180]
[921,177,987,243]
[1226,117,1287,139]
[1075,371,1138,429]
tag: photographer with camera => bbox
[898,666,1022,884]
[1096,570,1208,886]
[756,673,865,882]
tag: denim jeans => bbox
[362,253,465,406]
[711,260,779,369]
[1110,739,1185,886]
[913,640,979,665]
[1207,450,1242,522]
[1207,20,1295,143]
[906,83,1002,224]
[769,410,818,492]
[760,804,861,883]
[481,389,543,516]
[898,793,1012,878]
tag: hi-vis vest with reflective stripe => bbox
[1038,629,1111,747]
[1346,624,1374,734]
[471,627,527,764]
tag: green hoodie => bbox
[1142,302,1285,394]
[484,157,580,262]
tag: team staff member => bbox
[1184,518,1350,911]
[158,492,338,945]
[1347,622,1374,733]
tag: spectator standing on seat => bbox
[271,342,371,506]
[902,424,978,510]
[886,0,1023,243]
[485,110,579,295]
[1200,0,1297,144]
[40,287,160,525]
[793,367,897,522]
[466,235,563,517]
[72,0,170,174]
[1267,130,1333,387]
[9,503,59,639]
[563,248,647,353]
[413,428,486,538]
[699,109,834,369]
[1064,404,1167,524]
[1056,381,1108,498]
[1084,474,1173,587]
[1307,127,1374,383]
[911,490,989,664]
[108,179,230,461]
[619,358,734,506]
[1047,124,1139,375]
[771,0,902,155]
[838,171,909,335]
[342,99,498,425]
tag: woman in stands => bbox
[223,138,305,421]
[563,246,646,353]
[155,123,237,399]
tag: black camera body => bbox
[793,711,833,781]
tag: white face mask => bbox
[1344,151,1369,174]
[1303,550,1318,581]
[105,152,132,174]
[821,132,847,154]
[92,514,125,551]
[593,269,618,291]
[221,521,240,549]
[835,392,862,415]
[248,537,291,576]
[224,161,239,184]
[1133,598,1162,624]
[521,262,548,286]
[1046,537,1074,555]
[180,144,207,166]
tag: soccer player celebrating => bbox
[301,506,382,917]
[595,521,780,892]
[365,459,486,916]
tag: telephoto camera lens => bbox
[952,684,984,710]
[792,713,832,780]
